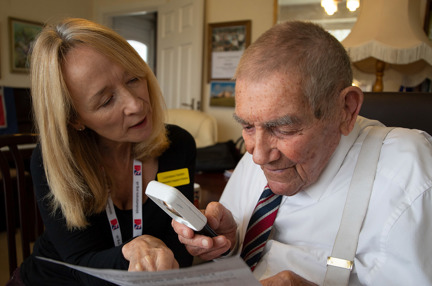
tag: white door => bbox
[157,0,204,110]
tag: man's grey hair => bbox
[234,21,353,119]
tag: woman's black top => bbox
[20,124,196,285]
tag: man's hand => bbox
[122,235,179,271]
[172,202,238,260]
[260,271,318,286]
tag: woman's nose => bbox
[122,88,143,115]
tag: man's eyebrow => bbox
[233,113,248,125]
[263,115,299,128]
[232,113,300,127]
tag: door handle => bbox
[181,99,195,110]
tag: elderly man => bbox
[173,21,432,285]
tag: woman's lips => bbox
[130,117,147,129]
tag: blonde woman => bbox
[10,18,196,286]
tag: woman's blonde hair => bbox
[30,18,169,229]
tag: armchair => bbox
[165,109,218,148]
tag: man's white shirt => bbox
[220,116,432,285]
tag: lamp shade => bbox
[342,0,432,89]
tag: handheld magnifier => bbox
[146,180,219,237]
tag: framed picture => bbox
[0,87,19,134]
[208,20,251,82]
[0,23,2,79]
[424,0,432,40]
[0,89,7,129]
[210,81,236,107]
[9,17,43,73]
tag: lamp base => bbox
[372,60,385,92]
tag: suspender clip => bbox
[327,257,353,270]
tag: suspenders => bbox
[323,126,395,286]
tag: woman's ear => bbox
[339,86,364,136]
[70,120,86,131]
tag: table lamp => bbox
[342,0,432,91]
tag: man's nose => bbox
[250,129,279,166]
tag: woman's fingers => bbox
[123,235,179,272]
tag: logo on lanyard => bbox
[134,165,142,176]
[134,219,142,230]
[110,219,119,230]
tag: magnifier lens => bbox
[163,201,183,218]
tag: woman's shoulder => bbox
[30,143,44,173]
[165,124,196,150]
[29,143,52,200]
[157,125,196,171]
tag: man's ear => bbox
[339,86,363,136]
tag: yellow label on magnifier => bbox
[157,168,190,187]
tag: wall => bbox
[1,1,429,141]
[1,0,273,142]
[91,0,275,143]
[0,0,92,88]
[204,0,275,142]
[91,0,164,24]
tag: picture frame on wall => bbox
[8,17,43,73]
[210,81,236,107]
[0,86,19,134]
[424,0,432,40]
[0,22,2,79]
[208,20,251,82]
[0,89,7,129]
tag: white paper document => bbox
[211,51,242,79]
[38,256,261,286]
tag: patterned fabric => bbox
[240,186,282,270]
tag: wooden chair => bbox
[0,133,42,277]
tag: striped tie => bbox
[240,185,282,271]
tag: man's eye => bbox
[243,125,254,132]
[272,127,297,137]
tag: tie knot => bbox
[261,186,276,199]
[255,187,282,213]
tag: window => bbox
[127,40,148,62]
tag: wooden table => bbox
[194,172,230,208]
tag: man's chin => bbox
[267,180,302,196]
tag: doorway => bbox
[112,12,157,73]
[101,0,204,110]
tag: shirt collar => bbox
[303,116,382,201]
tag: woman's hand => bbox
[122,235,179,271]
